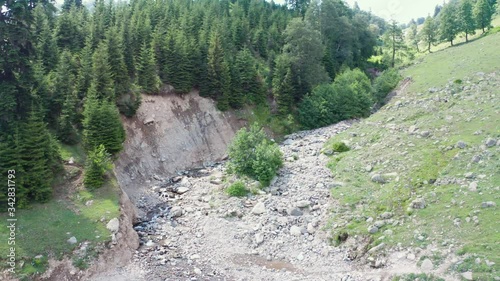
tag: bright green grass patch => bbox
[0,177,120,275]
[59,143,86,165]
[325,31,500,279]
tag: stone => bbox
[464,172,475,179]
[371,174,386,184]
[485,138,497,147]
[365,165,373,172]
[368,242,385,253]
[374,220,385,228]
[290,225,303,236]
[408,125,418,134]
[420,131,431,138]
[85,200,94,206]
[481,201,496,208]
[289,208,303,216]
[170,206,183,218]
[471,155,481,163]
[462,272,473,280]
[420,258,433,272]
[190,254,200,260]
[68,157,74,164]
[383,229,393,236]
[143,118,154,125]
[406,253,416,260]
[380,212,393,219]
[368,225,379,234]
[468,182,478,192]
[410,198,426,209]
[456,141,467,149]
[296,200,310,208]
[175,186,190,194]
[297,253,304,261]
[251,202,266,215]
[194,268,202,275]
[255,233,264,245]
[67,236,77,244]
[307,223,316,234]
[106,218,120,234]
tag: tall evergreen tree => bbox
[383,21,405,67]
[206,30,227,100]
[459,0,476,42]
[136,42,160,94]
[105,27,130,97]
[90,42,115,100]
[51,50,77,123]
[58,91,79,144]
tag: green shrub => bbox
[226,181,249,197]
[83,144,112,189]
[331,142,350,153]
[298,68,373,130]
[227,123,283,186]
[373,68,401,102]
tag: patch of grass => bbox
[392,273,445,281]
[325,31,500,280]
[331,142,350,153]
[226,181,250,197]
[0,177,120,276]
[59,143,86,165]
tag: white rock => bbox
[67,236,77,244]
[420,258,433,272]
[106,218,120,234]
[461,272,473,280]
[255,233,264,245]
[251,202,266,215]
[175,186,190,194]
[290,225,303,236]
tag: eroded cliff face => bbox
[115,90,245,204]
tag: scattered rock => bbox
[406,253,416,260]
[290,225,303,236]
[468,182,478,192]
[251,202,266,215]
[420,131,431,138]
[67,236,77,245]
[170,206,183,217]
[106,218,120,234]
[367,242,385,253]
[296,200,310,208]
[408,125,418,134]
[410,198,426,209]
[175,186,190,194]
[420,258,433,272]
[255,233,264,245]
[380,212,393,219]
[368,225,379,234]
[485,138,497,147]
[143,118,154,125]
[456,141,467,149]
[194,268,202,275]
[365,165,373,172]
[68,157,75,164]
[289,208,303,216]
[371,174,386,184]
[481,201,496,208]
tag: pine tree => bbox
[90,42,115,100]
[82,91,125,154]
[206,30,226,99]
[420,16,438,53]
[273,55,295,116]
[18,110,59,203]
[33,5,59,71]
[58,91,79,144]
[105,27,130,97]
[459,0,476,42]
[51,50,76,122]
[84,144,111,189]
[474,0,494,33]
[440,3,460,46]
[234,48,264,105]
[0,133,27,207]
[136,42,160,94]
[76,37,94,99]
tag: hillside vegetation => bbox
[325,32,500,280]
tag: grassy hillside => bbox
[325,32,500,280]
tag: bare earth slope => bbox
[115,90,244,207]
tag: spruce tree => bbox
[52,50,76,122]
[234,48,265,105]
[105,27,130,97]
[136,42,160,94]
[58,91,79,144]
[76,37,94,99]
[90,42,115,100]
[18,110,58,203]
[84,144,111,189]
[33,5,59,72]
[206,30,226,100]
[273,56,295,116]
[459,0,476,42]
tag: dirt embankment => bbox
[114,90,245,208]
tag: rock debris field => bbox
[94,120,458,281]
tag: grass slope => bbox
[325,32,500,280]
[0,147,120,278]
